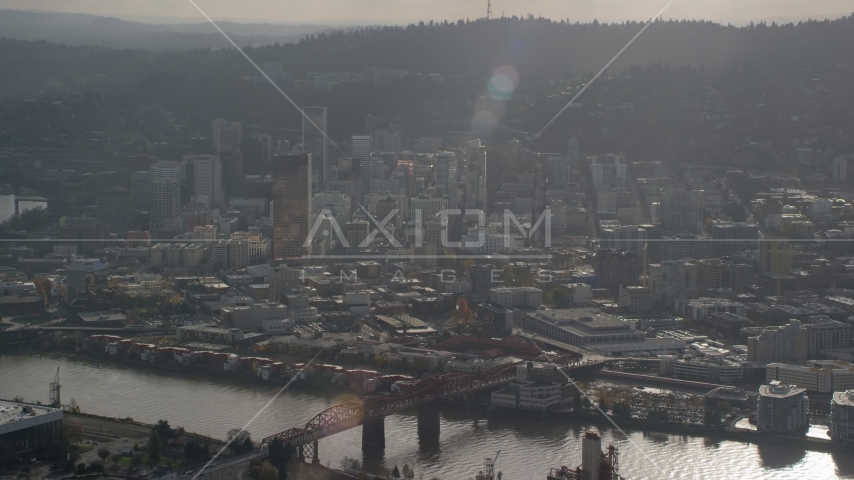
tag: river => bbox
[0,194,48,223]
[0,354,851,479]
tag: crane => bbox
[49,367,61,407]
[484,450,500,479]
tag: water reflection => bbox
[756,443,806,469]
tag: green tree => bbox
[153,419,175,441]
[391,465,401,478]
[703,410,721,426]
[148,430,163,466]
[130,453,143,470]
[97,447,110,462]
[259,461,279,480]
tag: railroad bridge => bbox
[261,359,607,463]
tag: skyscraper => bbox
[189,154,223,207]
[435,151,457,206]
[130,171,153,213]
[273,153,312,262]
[465,139,487,211]
[302,106,327,191]
[660,188,705,234]
[351,135,371,161]
[96,186,132,236]
[149,177,182,233]
[212,119,242,152]
[567,137,579,163]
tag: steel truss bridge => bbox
[260,362,520,453]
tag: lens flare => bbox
[488,65,519,100]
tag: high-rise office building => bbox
[351,135,371,162]
[130,171,153,212]
[190,154,223,207]
[660,188,705,234]
[302,106,327,191]
[149,177,182,233]
[567,137,579,163]
[273,154,312,262]
[219,150,244,199]
[709,222,759,256]
[96,187,132,236]
[372,130,402,153]
[212,119,242,152]
[465,139,487,211]
[590,154,626,190]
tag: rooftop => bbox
[0,401,63,434]
[535,308,629,331]
[760,381,806,399]
[833,390,854,407]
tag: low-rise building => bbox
[765,361,854,393]
[672,358,745,383]
[0,401,64,455]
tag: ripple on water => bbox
[0,355,848,479]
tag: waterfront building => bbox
[756,381,808,433]
[830,390,854,442]
[0,400,63,455]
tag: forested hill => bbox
[1,15,854,98]
[255,15,854,76]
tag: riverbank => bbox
[21,348,360,397]
[1,353,850,479]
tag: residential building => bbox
[149,177,182,233]
[830,390,854,442]
[648,260,699,306]
[760,240,793,275]
[619,286,654,313]
[756,382,808,433]
[489,287,543,309]
[660,188,705,234]
[593,249,639,294]
[747,320,809,362]
[590,154,626,190]
[766,361,854,393]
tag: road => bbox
[514,328,608,362]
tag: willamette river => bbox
[0,354,851,479]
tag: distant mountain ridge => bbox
[0,10,352,49]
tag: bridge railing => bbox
[259,362,520,449]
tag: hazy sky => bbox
[2,0,851,25]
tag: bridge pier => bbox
[417,403,440,449]
[361,418,385,450]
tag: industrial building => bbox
[0,401,63,456]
